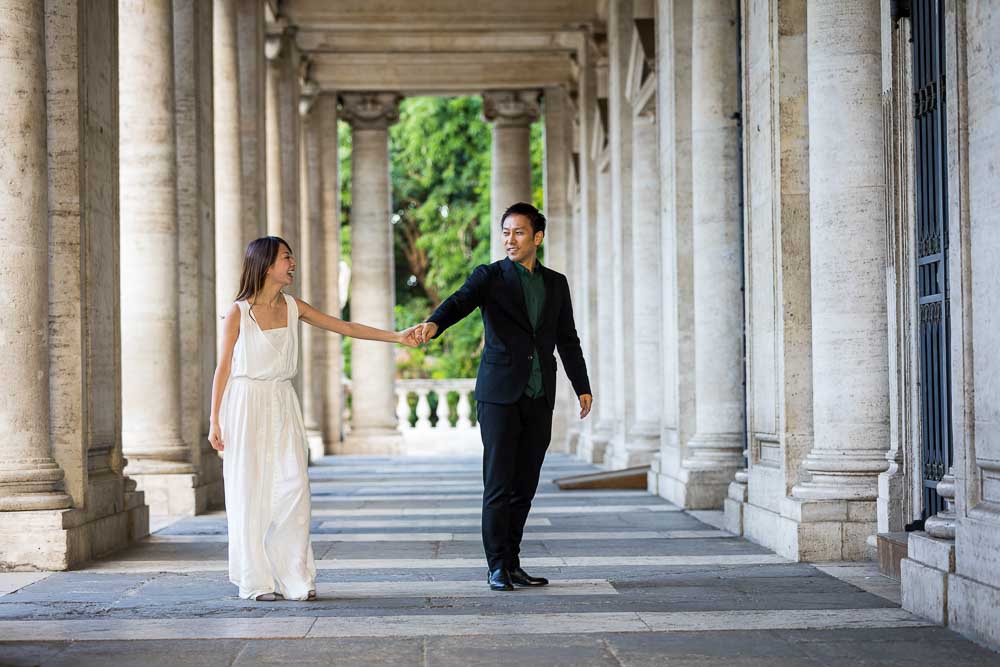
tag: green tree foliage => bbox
[339,96,544,380]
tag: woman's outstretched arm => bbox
[208,302,241,451]
[295,297,418,346]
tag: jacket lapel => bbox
[538,263,557,333]
[501,258,534,333]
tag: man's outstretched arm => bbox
[415,264,490,343]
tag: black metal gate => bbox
[911,0,952,518]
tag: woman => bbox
[208,236,416,601]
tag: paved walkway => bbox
[1,454,996,666]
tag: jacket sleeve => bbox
[555,274,592,396]
[426,264,490,338]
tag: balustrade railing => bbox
[341,378,478,433]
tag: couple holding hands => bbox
[209,202,593,601]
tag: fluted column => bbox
[792,0,889,505]
[317,94,344,451]
[341,93,403,454]
[119,0,194,484]
[0,0,72,513]
[483,90,540,260]
[683,0,745,504]
[213,0,246,312]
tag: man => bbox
[412,202,593,591]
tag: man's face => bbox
[502,214,543,264]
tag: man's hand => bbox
[413,321,439,344]
[578,394,593,419]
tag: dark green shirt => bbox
[515,260,546,398]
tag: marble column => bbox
[786,0,888,560]
[543,85,576,454]
[0,0,73,514]
[341,93,403,454]
[213,0,246,312]
[317,94,344,452]
[790,0,889,504]
[682,0,745,505]
[607,0,635,470]
[264,29,301,255]
[483,90,540,260]
[1,0,150,569]
[236,0,267,237]
[591,155,614,465]
[174,0,223,513]
[299,85,327,461]
[119,0,197,512]
[623,109,662,467]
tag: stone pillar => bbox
[236,0,266,238]
[543,85,577,454]
[299,83,327,461]
[119,0,198,515]
[214,0,246,311]
[483,90,540,261]
[318,94,344,452]
[264,27,301,256]
[1,0,150,569]
[786,0,889,559]
[341,93,403,454]
[174,0,223,513]
[607,0,636,470]
[573,37,602,461]
[649,0,699,507]
[0,0,73,515]
[622,108,662,468]
[682,0,745,505]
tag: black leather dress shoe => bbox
[509,567,549,587]
[488,568,514,591]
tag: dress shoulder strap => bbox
[284,293,298,322]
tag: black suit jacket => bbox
[427,257,591,410]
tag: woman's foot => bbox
[307,589,316,600]
[254,592,280,601]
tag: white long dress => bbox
[219,294,316,600]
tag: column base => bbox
[0,485,148,571]
[901,532,954,625]
[947,572,1000,650]
[307,429,326,463]
[723,478,748,535]
[743,496,877,561]
[649,461,738,509]
[341,428,403,455]
[129,472,219,517]
[576,431,609,465]
[608,430,660,470]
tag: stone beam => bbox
[296,29,583,54]
[285,0,598,32]
[311,52,575,94]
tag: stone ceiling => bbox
[280,0,607,95]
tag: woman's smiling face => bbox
[268,243,296,287]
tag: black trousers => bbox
[477,395,553,572]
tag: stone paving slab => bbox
[0,454,996,666]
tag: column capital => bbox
[482,90,541,127]
[264,23,295,62]
[340,92,402,130]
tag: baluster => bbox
[416,388,432,429]
[396,389,412,430]
[457,389,472,429]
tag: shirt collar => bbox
[513,259,543,276]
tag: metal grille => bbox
[911,0,952,518]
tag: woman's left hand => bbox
[397,326,421,348]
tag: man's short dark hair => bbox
[500,202,546,235]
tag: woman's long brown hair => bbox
[235,236,292,304]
